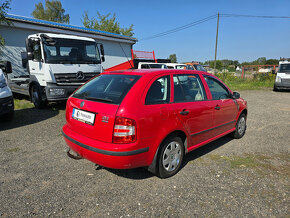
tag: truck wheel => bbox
[230,113,247,139]
[273,85,279,92]
[157,136,184,178]
[31,85,47,109]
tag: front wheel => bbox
[157,136,184,178]
[31,85,47,109]
[231,113,247,139]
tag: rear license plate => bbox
[72,108,95,125]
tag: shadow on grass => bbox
[98,135,233,180]
[0,102,66,131]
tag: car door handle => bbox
[215,105,221,110]
[179,110,189,115]
[31,68,35,70]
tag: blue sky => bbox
[8,0,290,63]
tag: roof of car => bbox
[104,69,213,77]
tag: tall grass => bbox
[216,72,275,91]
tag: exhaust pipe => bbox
[66,148,83,160]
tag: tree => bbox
[32,0,70,24]
[168,54,177,63]
[0,0,11,50]
[82,11,134,37]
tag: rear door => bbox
[172,73,215,148]
[203,76,238,136]
[66,74,140,143]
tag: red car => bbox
[62,70,247,178]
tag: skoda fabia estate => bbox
[62,69,247,178]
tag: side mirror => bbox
[99,44,105,62]
[25,38,33,53]
[0,61,12,74]
[21,52,28,68]
[232,91,240,99]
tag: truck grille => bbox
[281,79,290,85]
[54,72,100,84]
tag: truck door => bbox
[28,39,45,84]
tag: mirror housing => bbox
[25,38,33,53]
[99,44,105,62]
[232,91,240,99]
[21,52,28,68]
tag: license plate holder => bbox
[72,108,96,125]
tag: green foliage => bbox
[168,54,177,63]
[209,60,223,70]
[82,11,134,37]
[32,0,70,24]
[216,72,275,90]
[242,57,279,66]
[0,0,11,49]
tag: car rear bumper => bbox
[62,124,150,169]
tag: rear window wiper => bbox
[84,97,113,103]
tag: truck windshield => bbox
[279,64,290,73]
[43,38,101,64]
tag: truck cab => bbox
[274,59,290,91]
[9,33,105,108]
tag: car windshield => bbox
[73,74,140,104]
[194,64,206,72]
[279,64,290,73]
[176,65,187,69]
[43,38,101,64]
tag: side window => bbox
[173,74,206,102]
[204,76,231,100]
[141,64,149,69]
[32,41,41,61]
[145,76,170,105]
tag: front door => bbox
[203,76,238,136]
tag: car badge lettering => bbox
[102,116,109,123]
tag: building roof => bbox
[5,14,137,42]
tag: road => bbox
[0,90,289,217]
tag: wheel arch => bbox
[147,129,188,174]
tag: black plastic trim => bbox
[191,120,236,137]
[62,130,149,156]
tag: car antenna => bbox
[119,43,133,69]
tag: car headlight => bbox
[49,88,65,96]
[0,78,7,88]
[276,76,281,83]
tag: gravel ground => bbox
[0,90,289,217]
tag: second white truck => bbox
[9,33,105,108]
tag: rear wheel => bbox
[157,136,184,178]
[31,85,47,109]
[231,113,247,139]
[273,85,278,92]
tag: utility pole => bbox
[214,12,219,75]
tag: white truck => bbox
[274,59,290,91]
[9,33,105,108]
[0,61,14,120]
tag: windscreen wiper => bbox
[84,97,113,103]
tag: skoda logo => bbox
[80,101,85,107]
[76,71,84,80]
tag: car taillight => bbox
[113,116,136,143]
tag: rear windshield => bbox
[73,74,140,104]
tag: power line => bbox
[139,14,217,41]
[139,13,290,41]
[220,13,290,19]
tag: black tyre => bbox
[1,111,14,122]
[157,136,184,178]
[231,113,247,139]
[31,85,47,109]
[273,85,279,92]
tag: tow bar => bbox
[66,148,83,160]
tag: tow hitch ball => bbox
[66,148,83,160]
